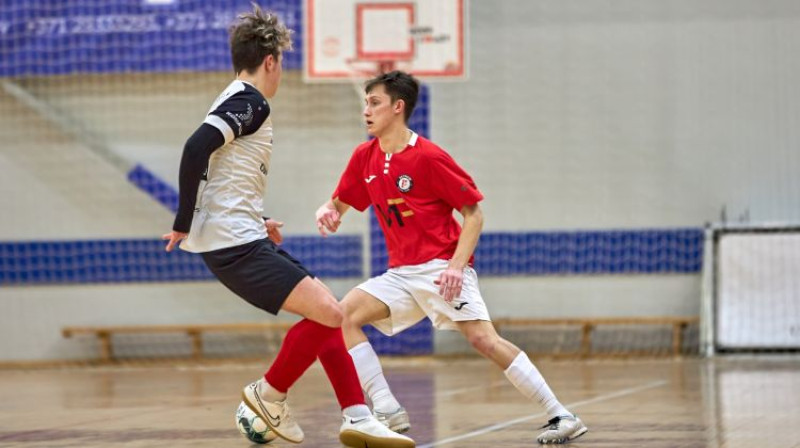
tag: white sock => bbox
[342,404,372,418]
[259,378,287,403]
[349,341,401,413]
[504,352,570,419]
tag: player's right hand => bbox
[315,202,341,237]
[264,218,285,244]
[434,266,464,302]
[162,231,188,252]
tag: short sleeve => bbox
[204,89,270,144]
[333,147,372,211]
[427,148,483,211]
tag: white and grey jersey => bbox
[180,80,273,253]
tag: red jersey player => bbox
[315,71,588,444]
[331,119,482,268]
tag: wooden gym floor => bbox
[0,356,798,448]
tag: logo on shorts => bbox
[396,174,413,192]
[454,301,469,310]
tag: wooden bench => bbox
[493,316,700,358]
[62,322,292,363]
[63,316,700,363]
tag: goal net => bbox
[701,225,800,355]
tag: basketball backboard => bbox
[304,0,468,81]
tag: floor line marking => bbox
[435,379,509,398]
[397,379,509,400]
[417,379,668,448]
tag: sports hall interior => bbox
[1,1,798,447]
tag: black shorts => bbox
[201,238,313,315]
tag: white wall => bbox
[433,0,800,230]
[429,0,800,353]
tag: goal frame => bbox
[701,223,800,356]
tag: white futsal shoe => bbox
[242,380,304,443]
[373,406,411,433]
[536,415,588,444]
[340,414,416,448]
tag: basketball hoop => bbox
[377,61,396,74]
[343,58,392,102]
[345,58,399,79]
[305,0,467,82]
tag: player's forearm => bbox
[331,197,352,217]
[172,124,225,232]
[320,197,351,218]
[449,204,483,270]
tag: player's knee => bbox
[340,307,360,330]
[340,295,371,327]
[312,291,344,328]
[323,302,344,328]
[467,331,498,356]
[339,307,360,329]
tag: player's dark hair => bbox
[229,4,293,75]
[365,70,420,123]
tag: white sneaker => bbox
[373,406,411,433]
[536,415,588,444]
[242,380,304,443]
[340,414,416,448]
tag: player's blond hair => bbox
[229,3,293,75]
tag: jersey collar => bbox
[408,130,418,147]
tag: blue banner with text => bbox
[0,0,303,77]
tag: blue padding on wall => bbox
[0,0,303,77]
[407,85,430,141]
[474,228,704,275]
[0,235,362,285]
[369,210,389,277]
[0,228,703,286]
[364,320,433,356]
[127,164,179,212]
[283,236,362,278]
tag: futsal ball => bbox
[236,401,278,444]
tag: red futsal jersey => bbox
[333,132,484,268]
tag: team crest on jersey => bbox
[396,175,413,192]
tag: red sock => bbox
[317,328,366,410]
[264,319,337,393]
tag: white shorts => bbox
[357,259,492,336]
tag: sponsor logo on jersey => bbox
[454,301,469,310]
[396,174,413,192]
[365,175,377,183]
[226,103,254,136]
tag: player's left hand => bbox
[264,218,284,244]
[162,230,188,252]
[434,267,464,302]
